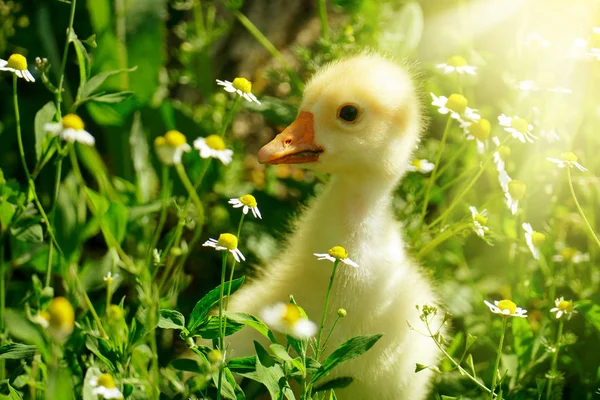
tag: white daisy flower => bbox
[261,302,317,339]
[484,299,527,318]
[469,206,489,238]
[91,373,124,399]
[540,128,560,143]
[461,118,491,154]
[492,137,510,181]
[228,194,262,219]
[314,246,359,268]
[552,246,589,264]
[44,114,95,146]
[0,54,35,82]
[547,152,587,172]
[498,114,537,143]
[524,32,551,48]
[523,222,546,260]
[431,93,480,124]
[407,159,435,174]
[216,77,261,104]
[550,297,577,320]
[435,56,477,75]
[203,233,245,262]
[154,130,191,165]
[103,271,119,284]
[193,135,233,165]
[504,179,526,215]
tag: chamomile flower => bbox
[0,54,35,82]
[216,77,261,104]
[547,152,587,172]
[228,194,262,219]
[203,233,245,262]
[261,302,317,339]
[193,135,233,165]
[436,56,477,75]
[505,179,526,215]
[484,299,527,318]
[550,297,577,320]
[469,206,489,238]
[492,137,511,185]
[91,373,124,399]
[407,159,435,174]
[44,114,95,146]
[552,246,589,264]
[523,223,546,260]
[103,272,119,284]
[314,246,359,268]
[462,118,491,153]
[498,114,537,143]
[154,130,191,165]
[431,93,480,123]
[48,297,75,341]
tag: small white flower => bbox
[484,299,527,318]
[203,233,245,262]
[216,77,261,104]
[314,246,359,268]
[461,118,491,154]
[30,312,50,329]
[469,206,489,238]
[547,152,587,172]
[103,271,119,284]
[435,56,477,75]
[498,114,537,143]
[0,54,35,82]
[228,194,262,219]
[552,246,589,264]
[550,297,577,320]
[540,128,560,143]
[261,302,317,339]
[504,179,526,215]
[407,159,435,174]
[44,114,95,146]
[154,130,191,165]
[523,223,546,260]
[431,93,480,124]
[91,374,124,399]
[492,137,510,184]
[193,135,233,165]
[524,32,551,48]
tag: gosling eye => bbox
[336,103,360,124]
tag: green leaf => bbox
[85,187,110,215]
[105,202,128,244]
[254,341,275,368]
[227,356,256,373]
[158,309,186,330]
[187,277,245,331]
[212,368,237,400]
[194,316,244,339]
[577,300,600,332]
[69,29,90,89]
[0,343,37,360]
[313,377,353,392]
[34,101,57,161]
[225,311,277,343]
[239,351,285,399]
[171,358,209,373]
[0,201,16,232]
[10,220,43,243]
[512,317,534,366]
[311,334,383,383]
[129,112,158,203]
[86,91,135,104]
[269,343,293,361]
[80,67,137,99]
[8,384,23,400]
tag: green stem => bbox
[437,141,469,179]
[567,167,600,248]
[225,214,245,309]
[417,222,471,259]
[56,0,77,118]
[216,252,228,400]
[316,259,339,360]
[147,166,172,271]
[75,273,108,338]
[0,235,5,380]
[321,315,341,353]
[46,154,64,287]
[421,116,453,219]
[149,296,160,400]
[193,0,206,38]
[546,318,564,400]
[490,317,508,399]
[174,163,204,241]
[219,97,240,138]
[317,0,329,40]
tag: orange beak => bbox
[258,111,324,165]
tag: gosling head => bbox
[258,53,423,179]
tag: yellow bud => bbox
[48,297,75,340]
[531,232,546,248]
[328,246,348,260]
[446,94,468,114]
[217,233,238,250]
[62,114,85,131]
[561,152,578,163]
[447,55,467,67]
[7,54,27,70]
[337,308,347,318]
[205,134,226,150]
[411,159,422,169]
[471,119,491,141]
[164,130,187,147]
[497,299,517,315]
[508,180,526,200]
[510,117,530,133]
[240,194,257,208]
[232,77,252,93]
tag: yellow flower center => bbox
[531,232,546,248]
[48,297,75,331]
[561,152,578,163]
[97,373,117,389]
[497,145,511,160]
[328,246,348,260]
[62,114,85,131]
[217,233,238,250]
[7,54,27,70]
[282,304,302,326]
[560,247,577,261]
[508,180,527,200]
[240,194,257,207]
[447,55,467,67]
[510,117,530,133]
[471,119,491,141]
[205,134,226,150]
[497,299,517,315]
[557,300,573,312]
[474,213,487,226]
[446,94,468,114]
[164,130,187,147]
[232,77,252,93]
[411,159,422,169]
[154,136,166,147]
